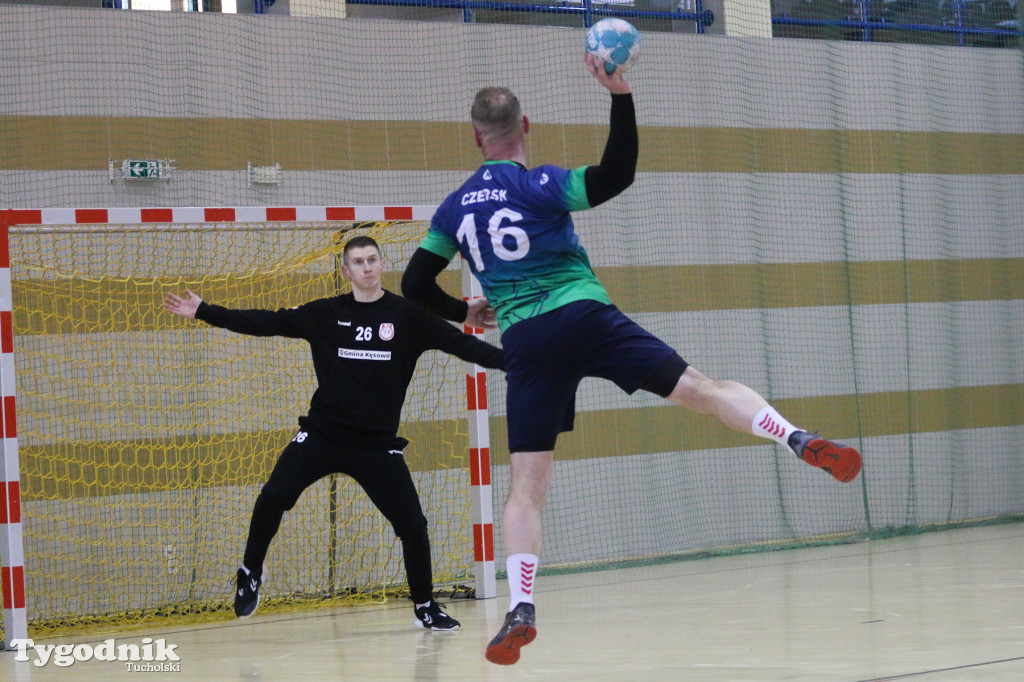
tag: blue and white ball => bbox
[585,18,642,75]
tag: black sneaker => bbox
[234,567,262,618]
[485,602,536,665]
[413,600,461,631]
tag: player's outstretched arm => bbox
[163,290,202,319]
[582,54,638,208]
[584,53,631,95]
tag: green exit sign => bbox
[125,160,163,179]
[117,159,174,180]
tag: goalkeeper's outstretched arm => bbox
[163,290,202,318]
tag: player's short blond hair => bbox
[471,87,524,140]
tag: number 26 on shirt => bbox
[456,208,529,271]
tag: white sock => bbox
[507,553,538,611]
[415,601,431,610]
[752,406,800,447]
[240,564,251,576]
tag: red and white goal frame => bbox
[0,205,498,645]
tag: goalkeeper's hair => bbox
[471,87,524,140]
[342,235,382,263]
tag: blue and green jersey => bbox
[420,159,611,333]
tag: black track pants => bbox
[242,427,433,603]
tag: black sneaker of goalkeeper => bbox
[411,598,460,630]
[413,600,461,631]
[234,567,262,618]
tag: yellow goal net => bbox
[7,218,473,637]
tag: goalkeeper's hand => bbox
[163,290,202,319]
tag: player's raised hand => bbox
[163,290,202,319]
[465,296,498,330]
[584,53,631,96]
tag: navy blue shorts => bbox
[500,300,687,453]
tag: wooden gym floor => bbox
[4,522,1024,681]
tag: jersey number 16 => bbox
[456,208,529,271]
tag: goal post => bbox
[0,206,496,644]
[0,210,27,646]
[463,266,497,600]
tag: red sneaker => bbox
[800,437,862,483]
[485,603,536,665]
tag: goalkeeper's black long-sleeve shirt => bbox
[195,290,504,442]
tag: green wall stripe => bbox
[21,383,1024,501]
[599,258,1024,313]
[12,258,1022,335]
[494,383,1024,465]
[2,117,1023,174]
[21,419,465,503]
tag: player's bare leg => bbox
[668,367,861,482]
[668,366,768,432]
[486,451,551,665]
[501,451,553,556]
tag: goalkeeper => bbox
[163,235,503,631]
[401,55,863,664]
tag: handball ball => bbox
[585,18,642,75]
